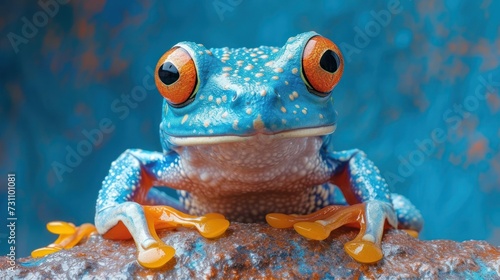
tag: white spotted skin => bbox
[172,136,332,221]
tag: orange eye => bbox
[301,36,344,95]
[155,47,198,106]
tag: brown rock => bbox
[1,223,499,279]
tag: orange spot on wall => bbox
[110,7,150,36]
[81,50,99,72]
[449,58,470,79]
[473,38,491,55]
[74,102,89,115]
[491,156,500,175]
[386,108,401,120]
[7,83,25,106]
[435,24,449,38]
[481,0,492,9]
[417,1,439,13]
[110,57,129,76]
[76,20,95,39]
[472,38,500,71]
[486,93,500,113]
[467,138,488,164]
[479,152,500,193]
[108,45,129,76]
[462,116,479,133]
[448,39,469,55]
[434,146,445,159]
[448,153,463,166]
[413,95,429,112]
[50,57,62,73]
[83,0,106,14]
[43,29,62,53]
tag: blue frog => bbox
[33,31,423,268]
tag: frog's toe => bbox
[31,245,63,258]
[137,243,176,269]
[344,240,383,264]
[46,221,76,235]
[137,207,228,267]
[196,217,230,238]
[313,203,385,263]
[293,222,331,240]
[31,222,97,258]
[267,205,363,237]
[265,213,297,228]
[339,201,397,263]
[266,205,346,229]
[143,206,230,238]
[267,203,392,263]
[203,213,226,220]
[403,229,419,238]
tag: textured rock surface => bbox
[1,223,499,279]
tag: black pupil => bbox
[158,62,179,85]
[319,50,340,73]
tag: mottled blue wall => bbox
[1,0,499,257]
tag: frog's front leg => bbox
[267,149,400,263]
[326,149,399,262]
[95,149,229,268]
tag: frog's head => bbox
[155,31,343,149]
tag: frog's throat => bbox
[167,125,336,146]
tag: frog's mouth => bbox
[167,125,336,146]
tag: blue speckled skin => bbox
[95,32,423,252]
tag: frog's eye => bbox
[155,47,198,106]
[301,36,343,95]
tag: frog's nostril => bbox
[274,89,280,98]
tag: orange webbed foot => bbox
[128,206,229,269]
[267,202,396,264]
[31,221,97,258]
[136,211,229,268]
[94,205,230,269]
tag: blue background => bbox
[1,0,499,257]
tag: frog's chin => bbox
[166,125,336,146]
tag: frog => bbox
[32,31,423,268]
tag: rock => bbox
[1,223,499,279]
